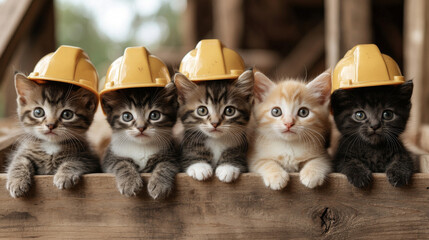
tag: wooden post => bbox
[213,0,243,49]
[404,0,428,145]
[325,0,372,69]
[324,0,340,69]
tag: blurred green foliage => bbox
[55,0,183,89]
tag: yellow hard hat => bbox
[332,44,404,92]
[99,46,171,100]
[179,39,245,81]
[28,45,98,96]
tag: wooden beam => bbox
[0,0,56,117]
[1,173,429,238]
[0,0,51,81]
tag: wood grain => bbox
[0,173,428,239]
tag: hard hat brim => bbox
[27,76,98,97]
[186,74,241,82]
[336,79,405,91]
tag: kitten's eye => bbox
[122,112,133,122]
[61,110,74,120]
[197,106,208,116]
[271,107,282,117]
[382,110,394,120]
[224,106,236,116]
[354,111,366,121]
[297,107,309,118]
[149,110,161,121]
[33,108,45,118]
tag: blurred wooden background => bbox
[0,0,428,152]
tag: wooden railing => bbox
[0,173,429,238]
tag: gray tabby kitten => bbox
[101,84,179,199]
[174,70,253,182]
[7,73,99,198]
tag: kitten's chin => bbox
[362,133,383,145]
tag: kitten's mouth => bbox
[282,129,295,134]
[135,133,148,137]
[210,129,222,133]
[44,131,57,135]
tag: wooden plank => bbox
[0,173,429,238]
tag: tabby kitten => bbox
[174,70,253,182]
[248,71,332,190]
[7,73,99,198]
[332,81,414,188]
[101,84,179,199]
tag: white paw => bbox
[263,170,289,190]
[300,168,326,188]
[186,162,213,181]
[216,164,241,183]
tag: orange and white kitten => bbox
[248,71,332,190]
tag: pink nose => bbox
[285,122,294,128]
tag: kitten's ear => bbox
[398,80,413,101]
[101,91,120,116]
[307,70,332,104]
[14,73,40,106]
[162,82,178,103]
[76,87,98,113]
[232,70,254,99]
[254,71,275,102]
[174,73,197,104]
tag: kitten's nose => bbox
[211,122,219,128]
[137,126,146,133]
[370,122,381,130]
[285,122,294,129]
[46,124,56,130]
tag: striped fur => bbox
[101,84,179,199]
[7,73,99,198]
[174,70,254,182]
[248,71,332,190]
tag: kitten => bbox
[248,71,332,190]
[332,81,414,188]
[101,84,179,199]
[7,73,99,198]
[174,70,254,183]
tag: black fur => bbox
[332,80,414,188]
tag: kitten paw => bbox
[215,164,241,183]
[386,168,411,187]
[116,175,144,197]
[263,170,289,190]
[186,162,213,181]
[6,177,31,198]
[300,168,326,188]
[54,173,80,190]
[345,170,372,188]
[147,177,173,199]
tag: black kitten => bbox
[332,80,414,188]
